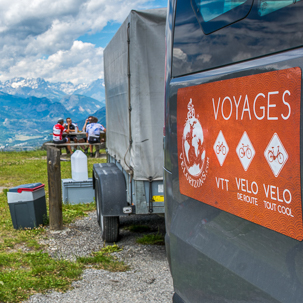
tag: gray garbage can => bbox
[7,183,47,229]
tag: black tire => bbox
[100,214,119,242]
[93,163,126,242]
[96,181,119,241]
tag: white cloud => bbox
[0,0,162,84]
[6,40,104,84]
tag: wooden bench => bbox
[45,142,105,158]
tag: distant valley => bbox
[0,77,106,150]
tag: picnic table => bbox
[46,131,106,158]
[46,131,106,230]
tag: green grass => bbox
[0,150,100,253]
[136,233,165,245]
[77,244,128,271]
[0,244,128,303]
[0,251,83,302]
[62,203,96,224]
[0,149,128,303]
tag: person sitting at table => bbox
[86,116,106,157]
[82,116,93,132]
[64,117,78,151]
[76,116,93,153]
[53,118,73,155]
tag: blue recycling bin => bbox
[7,183,47,229]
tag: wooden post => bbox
[47,146,63,230]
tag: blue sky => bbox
[79,0,167,48]
[78,22,122,49]
[0,0,167,85]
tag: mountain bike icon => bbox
[216,141,226,155]
[239,143,252,159]
[268,146,284,164]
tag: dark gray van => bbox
[164,0,303,302]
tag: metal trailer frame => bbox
[93,8,166,242]
[107,154,165,215]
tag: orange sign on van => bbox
[177,67,303,240]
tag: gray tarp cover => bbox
[104,8,166,181]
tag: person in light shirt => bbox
[82,116,93,132]
[86,116,106,157]
[77,116,93,153]
[52,118,73,154]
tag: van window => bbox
[191,0,253,34]
[193,0,248,22]
[172,0,303,77]
[258,0,302,16]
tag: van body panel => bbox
[164,0,303,302]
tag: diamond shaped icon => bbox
[236,131,255,171]
[214,130,229,166]
[264,133,288,177]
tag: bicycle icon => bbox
[216,141,226,155]
[239,143,252,159]
[268,146,284,164]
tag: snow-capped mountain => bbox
[60,94,105,118]
[74,79,105,102]
[0,77,105,102]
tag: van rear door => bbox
[164,0,303,302]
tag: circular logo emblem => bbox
[182,100,206,177]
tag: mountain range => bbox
[0,77,106,150]
[0,77,105,102]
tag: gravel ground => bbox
[23,212,174,303]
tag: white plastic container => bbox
[71,150,88,181]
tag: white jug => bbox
[71,150,88,181]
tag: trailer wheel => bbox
[93,163,125,242]
[100,213,119,243]
[96,182,119,242]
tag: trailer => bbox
[93,8,166,242]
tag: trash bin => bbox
[7,183,47,229]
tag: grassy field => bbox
[0,150,128,303]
